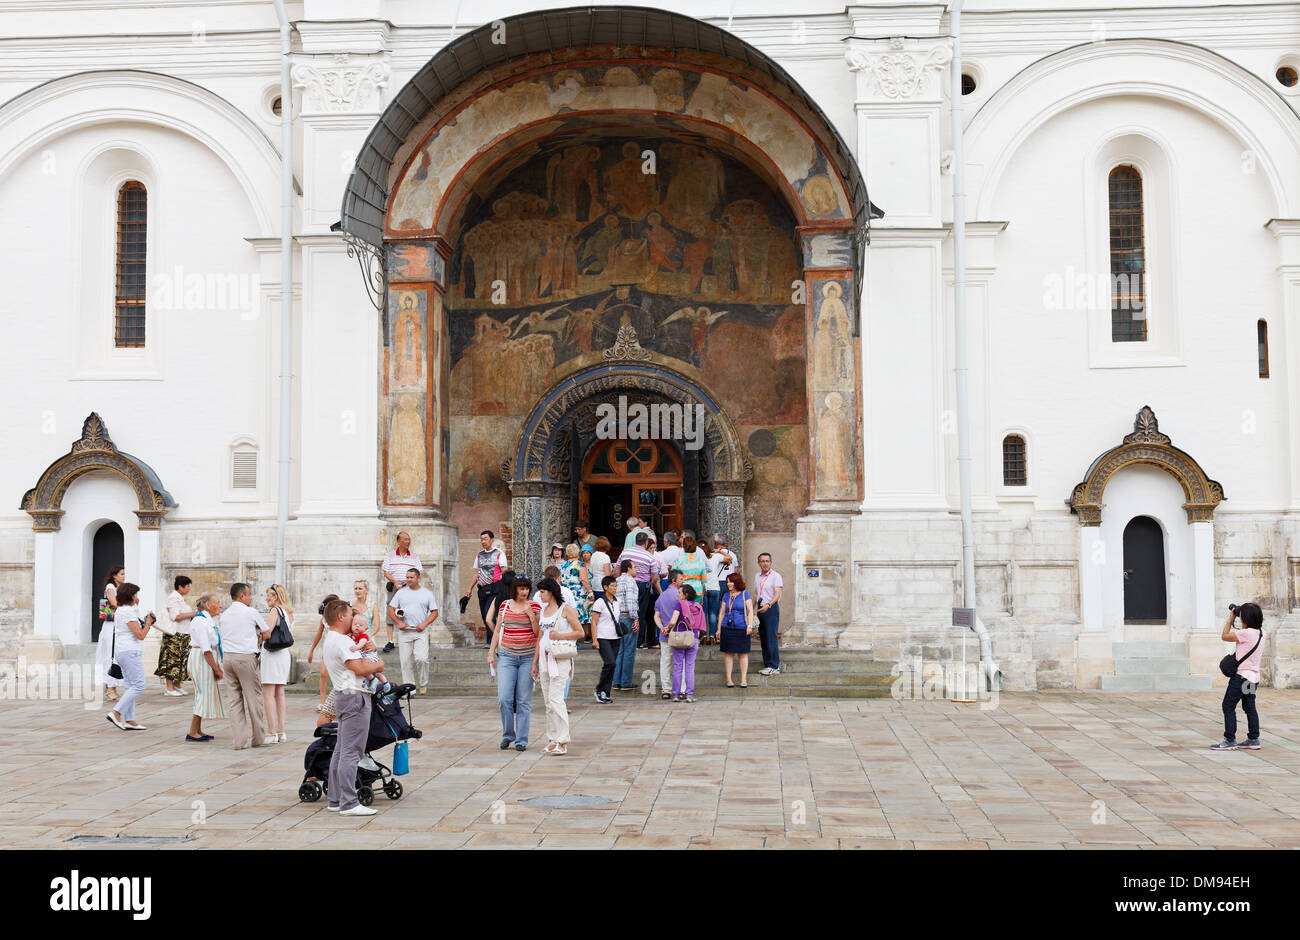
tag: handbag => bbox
[549,638,578,661]
[600,595,631,641]
[1219,630,1262,678]
[264,606,295,652]
[393,740,409,775]
[669,625,696,649]
[98,596,112,622]
[107,617,124,680]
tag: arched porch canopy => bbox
[1067,406,1225,526]
[20,413,176,532]
[339,5,880,283]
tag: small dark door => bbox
[1123,516,1167,623]
[90,522,124,642]
[589,484,632,554]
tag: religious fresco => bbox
[809,279,859,500]
[447,135,800,308]
[387,63,850,234]
[441,135,812,530]
[383,288,432,505]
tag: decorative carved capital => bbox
[292,56,391,115]
[1122,404,1171,446]
[845,39,952,101]
[603,313,652,362]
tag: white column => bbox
[33,530,56,639]
[1265,220,1300,508]
[1078,525,1105,631]
[847,36,952,509]
[1190,521,1215,631]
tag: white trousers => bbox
[539,667,570,745]
[397,628,429,688]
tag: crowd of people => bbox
[90,523,1270,819]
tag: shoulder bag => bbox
[547,604,578,661]
[264,606,295,652]
[1219,630,1262,678]
[107,614,124,680]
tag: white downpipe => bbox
[949,0,1000,690]
[272,0,293,582]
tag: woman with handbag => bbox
[670,585,706,702]
[535,577,583,756]
[105,583,155,731]
[260,584,295,743]
[95,565,126,702]
[718,573,756,688]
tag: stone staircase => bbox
[290,646,898,698]
[1099,640,1213,692]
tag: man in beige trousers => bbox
[219,582,273,749]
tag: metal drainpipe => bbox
[950,0,1001,690]
[272,0,293,583]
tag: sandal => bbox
[739,682,748,688]
[550,744,568,756]
[726,681,735,688]
[660,691,671,700]
[542,742,558,754]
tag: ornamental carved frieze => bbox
[1067,406,1225,526]
[20,412,175,532]
[291,55,391,115]
[845,38,953,100]
[602,314,652,362]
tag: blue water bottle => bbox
[393,740,409,775]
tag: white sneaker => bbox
[327,805,340,812]
[759,667,773,676]
[278,732,288,743]
[340,805,377,817]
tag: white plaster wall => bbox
[985,94,1288,513]
[1098,465,1196,633]
[52,471,144,645]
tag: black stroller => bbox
[298,683,422,806]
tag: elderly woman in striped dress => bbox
[185,593,225,742]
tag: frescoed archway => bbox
[341,7,874,617]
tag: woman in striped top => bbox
[487,576,540,752]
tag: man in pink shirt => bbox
[1211,602,1263,750]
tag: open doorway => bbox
[580,439,682,552]
[89,521,124,642]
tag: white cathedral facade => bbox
[1,0,1298,691]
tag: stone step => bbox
[1112,641,1186,659]
[1099,673,1213,692]
[61,644,98,663]
[348,683,896,699]
[1113,657,1193,676]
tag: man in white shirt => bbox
[323,600,386,816]
[386,568,439,694]
[220,582,273,749]
[658,531,683,575]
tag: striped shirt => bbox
[620,544,655,582]
[497,602,537,655]
[616,574,639,622]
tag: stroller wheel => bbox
[384,780,403,800]
[357,785,374,807]
[298,780,322,803]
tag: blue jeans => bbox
[615,617,639,687]
[757,602,780,670]
[115,649,145,722]
[704,590,721,638]
[496,651,533,747]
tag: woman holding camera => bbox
[105,583,155,731]
[1211,603,1264,750]
[718,573,756,688]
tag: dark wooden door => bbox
[90,522,124,642]
[589,484,632,552]
[1123,516,1167,623]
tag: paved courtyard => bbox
[3,686,1299,849]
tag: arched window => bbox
[1108,166,1146,343]
[1002,435,1027,486]
[114,181,148,347]
[1258,319,1269,378]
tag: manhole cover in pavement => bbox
[66,834,194,844]
[521,795,613,809]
